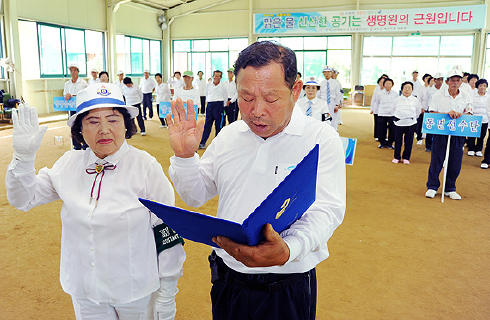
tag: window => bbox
[258,36,352,87]
[484,34,490,80]
[116,35,161,76]
[30,22,105,78]
[172,38,249,83]
[361,35,474,86]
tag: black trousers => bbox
[200,96,206,114]
[373,114,378,139]
[132,103,145,133]
[415,113,424,141]
[425,133,433,150]
[200,101,224,146]
[142,93,153,119]
[482,129,490,165]
[467,122,488,152]
[427,135,464,192]
[209,252,317,320]
[394,124,416,160]
[224,100,238,125]
[377,115,395,146]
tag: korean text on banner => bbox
[422,113,482,138]
[53,97,77,112]
[158,101,198,121]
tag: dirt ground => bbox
[1,107,489,319]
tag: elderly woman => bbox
[467,78,489,157]
[6,83,185,320]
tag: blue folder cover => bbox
[139,144,319,247]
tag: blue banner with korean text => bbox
[421,113,482,137]
[254,5,485,34]
[53,97,76,112]
[158,102,198,121]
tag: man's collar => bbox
[237,107,304,137]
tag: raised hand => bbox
[12,103,48,162]
[166,98,204,158]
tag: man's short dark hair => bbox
[123,77,132,85]
[99,71,109,79]
[155,73,162,79]
[383,78,394,86]
[463,72,470,77]
[71,107,137,146]
[297,72,302,78]
[475,78,488,88]
[174,71,181,76]
[422,73,431,81]
[198,71,203,75]
[234,41,297,90]
[381,74,389,78]
[213,70,222,78]
[467,74,479,83]
[401,81,413,90]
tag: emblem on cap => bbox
[97,85,111,97]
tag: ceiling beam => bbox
[167,0,234,18]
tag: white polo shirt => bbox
[63,77,88,96]
[206,81,228,106]
[140,77,156,94]
[429,88,472,114]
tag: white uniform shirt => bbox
[114,79,125,92]
[140,77,156,94]
[370,85,384,114]
[225,79,238,103]
[194,78,207,97]
[429,88,472,114]
[156,82,172,104]
[410,80,423,98]
[172,87,201,107]
[393,95,422,127]
[295,97,329,122]
[206,81,228,106]
[473,92,489,123]
[63,77,88,96]
[88,78,101,85]
[377,89,399,117]
[122,85,143,106]
[318,78,342,106]
[6,141,185,304]
[425,86,440,110]
[169,107,346,274]
[168,78,184,91]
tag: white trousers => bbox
[72,294,153,320]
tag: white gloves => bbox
[155,279,179,320]
[12,103,47,162]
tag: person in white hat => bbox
[140,69,156,120]
[295,76,331,124]
[425,68,473,200]
[88,68,100,85]
[318,65,342,130]
[172,71,200,122]
[114,70,125,92]
[63,63,88,150]
[6,83,186,320]
[424,72,444,151]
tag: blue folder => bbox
[139,144,319,247]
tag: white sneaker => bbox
[481,163,489,169]
[425,189,437,198]
[468,151,475,156]
[476,151,483,157]
[444,192,461,200]
[141,132,147,136]
[416,140,423,145]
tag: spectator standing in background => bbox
[140,69,156,120]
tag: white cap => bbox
[446,69,463,79]
[68,63,79,71]
[323,65,333,72]
[144,69,150,73]
[90,68,98,73]
[332,68,339,74]
[303,77,320,87]
[117,70,124,75]
[67,83,139,127]
[452,65,464,72]
[433,72,444,79]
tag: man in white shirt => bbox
[172,71,200,117]
[63,63,88,150]
[194,71,207,115]
[166,41,346,320]
[140,69,156,120]
[424,72,444,152]
[318,66,342,130]
[425,68,473,200]
[224,67,239,124]
[168,71,184,92]
[331,68,344,125]
[114,70,125,92]
[199,70,228,149]
[88,68,100,85]
[410,71,423,98]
